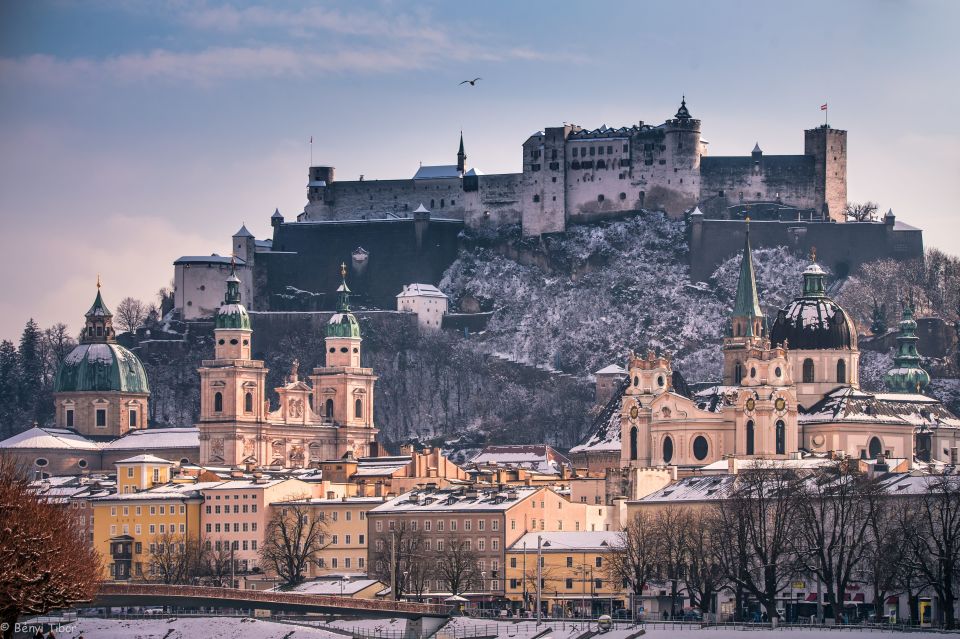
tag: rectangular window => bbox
[345,534,351,544]
[159,506,165,515]
[110,524,117,535]
[66,409,74,427]
[478,539,485,551]
[111,506,117,516]
[566,578,574,589]
[243,540,248,550]
[126,468,134,478]
[252,523,257,532]
[180,524,185,533]
[252,505,257,513]
[206,505,211,514]
[150,506,156,515]
[233,505,239,514]
[376,521,383,532]
[206,524,212,533]
[464,520,472,531]
[595,557,602,568]
[149,524,155,534]
[252,540,257,550]
[510,557,517,568]
[129,410,137,427]
[345,511,351,521]
[478,520,485,531]
[424,521,431,532]
[358,558,364,568]
[135,542,142,554]
[566,556,573,567]
[437,520,444,532]
[492,539,499,550]
[450,520,457,531]
[159,524,165,533]
[96,409,107,427]
[215,506,220,514]
[359,534,364,544]
[332,558,338,568]
[153,468,160,483]
[215,524,221,532]
[332,535,338,545]
[242,505,248,513]
[437,540,444,551]
[135,524,141,535]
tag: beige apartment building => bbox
[366,485,605,600]
[200,477,314,575]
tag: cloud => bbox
[0,4,578,87]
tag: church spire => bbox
[457,131,466,175]
[336,262,352,312]
[82,278,115,343]
[731,219,764,337]
[802,246,827,297]
[884,300,930,394]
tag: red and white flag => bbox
[820,103,828,111]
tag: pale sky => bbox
[1,0,958,340]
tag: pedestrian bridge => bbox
[93,583,451,636]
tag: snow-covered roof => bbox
[0,426,101,451]
[698,456,834,473]
[203,478,295,490]
[101,427,199,450]
[352,463,409,477]
[692,385,737,413]
[91,481,224,502]
[370,486,543,513]
[570,380,627,454]
[116,454,175,464]
[594,364,627,376]
[279,496,387,505]
[234,224,254,238]
[174,254,246,266]
[800,387,960,429]
[639,475,736,503]
[269,578,383,596]
[413,203,430,213]
[509,531,621,552]
[397,283,448,299]
[464,168,484,177]
[470,445,571,475]
[413,165,460,180]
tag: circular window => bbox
[340,347,348,353]
[750,367,756,378]
[657,376,665,387]
[629,405,639,419]
[662,436,674,464]
[78,459,88,468]
[180,458,191,465]
[745,397,756,412]
[329,347,335,353]
[35,458,49,467]
[693,436,709,461]
[619,192,626,200]
[218,339,225,345]
[353,347,359,353]
[243,339,249,346]
[199,285,206,291]
[775,397,787,412]
[775,367,782,377]
[230,339,238,345]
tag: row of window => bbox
[111,504,185,517]
[206,522,258,533]
[320,533,364,545]
[375,518,501,532]
[316,510,365,521]
[110,522,186,536]
[317,556,364,569]
[374,537,500,552]
[206,504,258,514]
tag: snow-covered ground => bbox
[23,616,348,639]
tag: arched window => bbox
[693,436,709,461]
[868,436,882,459]
[629,426,638,461]
[734,362,744,384]
[355,399,363,419]
[662,436,674,464]
[837,359,847,383]
[746,420,755,455]
[776,420,786,455]
[214,392,223,412]
[802,359,815,383]
[325,398,334,418]
[244,392,253,413]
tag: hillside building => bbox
[397,282,449,330]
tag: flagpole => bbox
[310,136,313,166]
[825,105,828,128]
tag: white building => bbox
[396,283,449,330]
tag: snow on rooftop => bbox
[116,454,175,464]
[510,531,621,551]
[413,165,460,180]
[397,283,448,299]
[0,426,101,451]
[102,427,200,450]
[594,364,627,375]
[371,486,543,513]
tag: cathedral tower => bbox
[457,132,467,176]
[804,125,847,222]
[722,220,766,385]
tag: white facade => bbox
[396,283,448,330]
[174,256,253,320]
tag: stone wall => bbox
[689,216,924,281]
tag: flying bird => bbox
[459,77,482,86]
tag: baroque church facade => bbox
[197,264,380,468]
[570,226,960,473]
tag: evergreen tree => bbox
[870,300,888,335]
[16,319,53,427]
[0,341,24,438]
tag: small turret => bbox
[82,275,116,343]
[884,301,930,394]
[326,263,362,368]
[674,95,692,121]
[214,259,252,360]
[271,208,284,228]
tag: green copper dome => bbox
[884,303,930,393]
[54,342,150,394]
[215,267,251,330]
[326,264,361,338]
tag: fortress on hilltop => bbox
[173,98,923,316]
[300,98,848,234]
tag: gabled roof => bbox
[413,165,460,180]
[0,427,101,451]
[234,224,254,238]
[594,364,626,376]
[101,427,199,450]
[397,283,448,299]
[116,454,175,465]
[509,531,621,552]
[800,387,960,429]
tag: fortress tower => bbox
[804,125,847,222]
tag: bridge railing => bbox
[96,583,448,616]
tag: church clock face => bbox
[745,398,756,412]
[629,405,639,419]
[775,397,787,413]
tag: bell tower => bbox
[723,219,767,385]
[309,266,379,455]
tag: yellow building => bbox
[274,496,386,578]
[91,455,212,580]
[505,531,624,617]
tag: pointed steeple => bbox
[215,257,250,331]
[336,262,352,311]
[884,300,930,393]
[82,277,116,343]
[327,263,361,340]
[731,219,764,337]
[457,131,466,175]
[674,95,692,120]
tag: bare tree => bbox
[145,532,208,584]
[795,460,876,621]
[0,457,101,639]
[685,508,725,616]
[862,488,913,622]
[609,510,660,617]
[435,538,482,596]
[115,296,147,334]
[845,201,879,222]
[712,463,802,623]
[369,521,428,600]
[260,501,328,587]
[653,506,691,617]
[205,537,235,585]
[908,472,960,629]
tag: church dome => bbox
[54,342,150,394]
[327,311,360,338]
[770,262,856,350]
